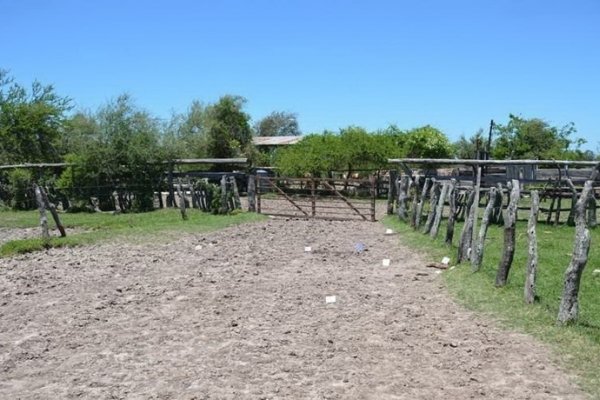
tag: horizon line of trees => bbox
[1,69,598,211]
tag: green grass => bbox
[1,209,266,257]
[383,215,600,398]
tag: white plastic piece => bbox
[325,295,337,304]
[194,245,203,251]
[385,228,393,235]
[441,256,450,265]
[304,246,312,252]
[382,259,391,267]
[435,270,443,274]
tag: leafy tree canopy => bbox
[254,111,301,136]
[206,95,252,159]
[400,125,453,158]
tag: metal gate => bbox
[256,176,376,221]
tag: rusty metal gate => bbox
[256,176,376,221]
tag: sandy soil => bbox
[0,217,588,399]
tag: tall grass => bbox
[383,215,600,398]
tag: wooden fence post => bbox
[311,179,316,217]
[566,179,578,226]
[40,186,66,237]
[33,184,50,239]
[491,182,504,225]
[524,190,540,304]
[445,179,458,246]
[176,179,188,220]
[397,175,410,222]
[220,175,228,214]
[430,181,449,239]
[469,166,482,261]
[457,189,475,263]
[472,187,497,272]
[387,170,397,215]
[410,175,420,228]
[370,175,376,222]
[423,179,440,234]
[587,192,597,228]
[230,176,241,209]
[558,180,593,324]
[495,179,520,287]
[247,175,256,212]
[415,178,431,230]
[167,162,175,208]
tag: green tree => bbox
[492,114,579,159]
[401,125,452,158]
[453,129,486,159]
[206,95,252,159]
[254,111,301,136]
[0,69,71,164]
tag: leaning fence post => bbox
[430,181,449,239]
[524,190,540,304]
[33,184,50,239]
[247,175,256,212]
[40,186,66,237]
[558,180,593,324]
[472,187,497,271]
[495,179,520,287]
[445,179,458,246]
[423,179,440,234]
[457,189,475,263]
[415,178,431,230]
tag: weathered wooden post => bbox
[311,179,316,217]
[491,182,504,225]
[387,170,397,215]
[415,178,431,230]
[558,181,593,324]
[176,179,188,220]
[445,179,458,246]
[397,175,410,222]
[495,179,520,287]
[566,179,578,226]
[40,186,66,237]
[423,179,440,234]
[472,187,497,272]
[587,191,597,228]
[167,161,175,208]
[524,190,540,304]
[33,184,50,239]
[469,166,482,261]
[370,175,376,222]
[457,189,475,263]
[430,181,449,239]
[220,175,228,214]
[230,176,241,209]
[247,175,256,212]
[410,175,420,228]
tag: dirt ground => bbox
[0,216,589,399]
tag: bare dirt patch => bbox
[0,218,588,399]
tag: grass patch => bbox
[1,209,266,257]
[383,215,600,398]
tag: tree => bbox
[453,129,486,159]
[206,95,252,159]
[401,125,452,158]
[492,114,579,160]
[254,111,301,136]
[0,69,71,164]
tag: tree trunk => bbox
[415,178,431,230]
[457,189,475,263]
[495,179,520,287]
[33,184,49,240]
[445,179,458,246]
[557,180,593,324]
[397,175,410,222]
[423,179,440,234]
[430,181,450,239]
[472,187,497,271]
[524,190,540,304]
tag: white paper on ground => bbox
[325,295,337,304]
[385,228,393,235]
[441,256,450,265]
[382,259,391,267]
[304,246,312,252]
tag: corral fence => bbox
[252,176,376,221]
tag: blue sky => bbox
[2,0,599,150]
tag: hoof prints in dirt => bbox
[0,219,587,399]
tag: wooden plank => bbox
[389,158,599,167]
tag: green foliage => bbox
[6,169,34,210]
[0,70,71,164]
[58,95,165,212]
[452,129,486,159]
[493,114,581,160]
[274,126,406,177]
[401,125,453,158]
[206,95,252,159]
[254,111,301,136]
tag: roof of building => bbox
[253,136,302,146]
